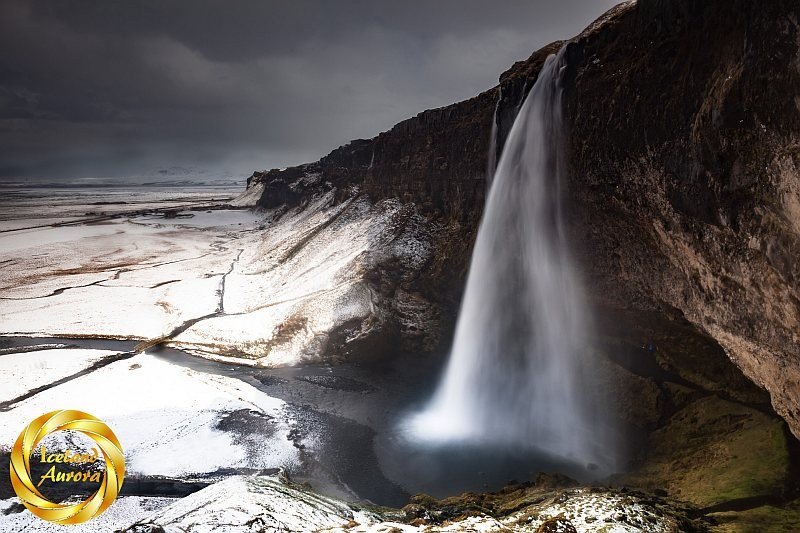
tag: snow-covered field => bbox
[0,188,309,530]
[0,496,175,532]
[0,348,117,400]
[0,206,262,340]
[0,344,305,528]
[0,185,237,222]
[0,350,300,476]
[2,179,432,366]
[0,184,435,530]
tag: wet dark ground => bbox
[0,336,606,508]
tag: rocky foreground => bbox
[123,473,710,533]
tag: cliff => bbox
[247,0,800,431]
[235,0,800,517]
[560,0,800,443]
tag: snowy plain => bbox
[0,183,434,531]
[0,186,308,530]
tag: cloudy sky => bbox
[0,0,618,183]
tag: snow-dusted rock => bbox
[0,496,175,533]
[123,475,387,532]
[123,475,697,533]
[230,182,266,207]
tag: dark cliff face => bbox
[252,88,497,222]
[556,0,800,441]
[250,0,800,463]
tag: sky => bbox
[0,0,619,184]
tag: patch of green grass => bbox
[709,500,800,532]
[621,395,790,507]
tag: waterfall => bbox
[408,47,612,468]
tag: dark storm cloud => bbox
[0,0,619,182]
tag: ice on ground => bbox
[0,496,175,533]
[0,352,300,477]
[0,348,119,402]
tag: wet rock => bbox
[559,0,800,442]
[295,375,376,393]
[533,473,580,491]
[619,395,791,508]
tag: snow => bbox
[123,477,679,533]
[124,475,384,532]
[1,189,432,366]
[0,217,87,231]
[174,193,434,366]
[0,278,222,339]
[0,496,175,533]
[0,351,300,477]
[0,348,118,401]
[509,489,676,532]
[0,223,136,254]
[0,215,250,339]
[131,209,263,229]
[0,185,238,221]
[229,182,265,207]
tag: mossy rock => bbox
[708,499,800,532]
[595,352,663,428]
[621,395,790,507]
[536,515,577,532]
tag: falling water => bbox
[408,48,612,468]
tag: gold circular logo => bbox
[9,410,125,525]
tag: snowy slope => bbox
[0,351,300,477]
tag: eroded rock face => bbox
[556,0,800,440]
